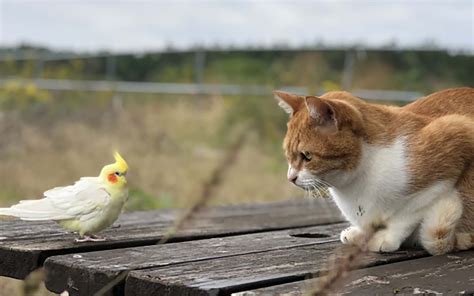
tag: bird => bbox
[0,152,129,242]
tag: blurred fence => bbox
[0,48,428,101]
[0,78,423,102]
[0,78,305,96]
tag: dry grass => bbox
[0,95,300,209]
[0,93,301,294]
[305,227,379,296]
[92,130,248,296]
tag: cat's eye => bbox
[300,151,312,162]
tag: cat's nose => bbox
[288,175,298,184]
[287,166,298,184]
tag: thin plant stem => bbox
[305,226,379,296]
[92,132,247,296]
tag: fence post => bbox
[106,55,116,81]
[341,50,356,90]
[194,50,206,85]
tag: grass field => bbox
[1,44,472,295]
[0,90,307,294]
[0,92,303,210]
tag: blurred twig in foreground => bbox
[305,227,378,296]
[159,131,247,244]
[92,131,248,296]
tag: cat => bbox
[274,87,473,255]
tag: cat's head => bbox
[274,91,365,189]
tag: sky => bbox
[0,0,472,53]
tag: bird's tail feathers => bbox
[0,199,70,221]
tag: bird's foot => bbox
[75,235,107,242]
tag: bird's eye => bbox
[115,172,121,176]
[300,151,312,162]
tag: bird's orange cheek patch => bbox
[108,174,118,184]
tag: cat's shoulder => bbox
[320,91,366,105]
[403,87,474,119]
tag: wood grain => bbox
[125,243,426,296]
[238,250,474,295]
[0,199,341,279]
[45,223,347,295]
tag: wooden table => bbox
[0,200,472,295]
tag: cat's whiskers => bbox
[303,187,311,199]
[314,183,326,199]
[300,181,316,199]
[307,180,328,199]
[316,178,334,188]
[309,184,319,199]
[314,179,333,198]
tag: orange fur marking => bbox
[277,87,474,253]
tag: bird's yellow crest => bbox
[113,151,128,173]
[99,152,129,186]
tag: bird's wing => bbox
[0,177,111,221]
[46,177,111,221]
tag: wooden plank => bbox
[0,199,342,279]
[238,250,474,295]
[44,223,347,296]
[124,243,427,296]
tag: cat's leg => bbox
[340,226,363,245]
[454,167,474,251]
[455,233,474,250]
[366,218,420,253]
[340,215,421,252]
[419,191,463,255]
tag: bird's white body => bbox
[0,177,128,236]
[0,152,129,240]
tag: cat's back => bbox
[403,87,474,119]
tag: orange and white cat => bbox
[275,88,473,255]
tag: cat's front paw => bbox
[367,230,401,253]
[340,226,363,245]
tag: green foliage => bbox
[206,55,271,84]
[42,59,90,79]
[124,187,174,212]
[0,81,51,110]
[1,48,471,92]
[219,95,288,150]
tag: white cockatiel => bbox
[0,152,129,242]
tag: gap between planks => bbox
[124,243,427,296]
[0,199,342,279]
[234,250,474,295]
[45,223,348,295]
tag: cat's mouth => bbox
[295,178,332,191]
[295,179,332,199]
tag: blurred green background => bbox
[0,47,472,213]
[1,1,473,293]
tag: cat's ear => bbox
[273,91,302,115]
[304,96,338,134]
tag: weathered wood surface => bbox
[238,250,474,296]
[45,223,347,295]
[124,243,426,296]
[0,199,341,279]
[5,198,470,296]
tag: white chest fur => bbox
[329,138,408,226]
[329,137,456,230]
[329,137,455,230]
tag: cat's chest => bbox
[329,179,456,228]
[329,187,392,227]
[328,139,410,226]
